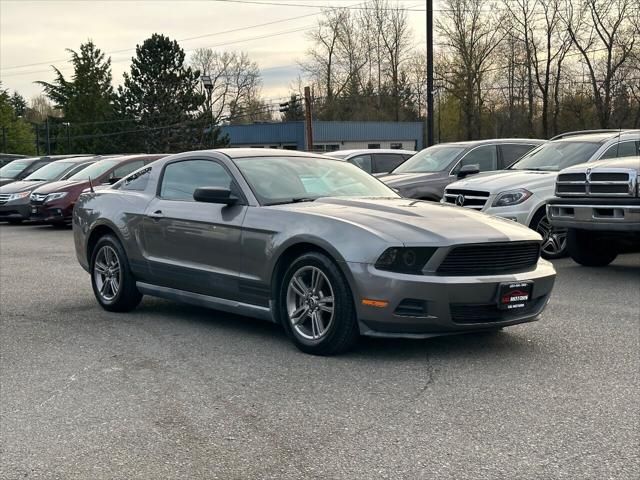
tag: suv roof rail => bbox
[549,129,635,141]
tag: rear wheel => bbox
[278,252,359,355]
[90,235,142,312]
[567,229,618,267]
[531,210,567,259]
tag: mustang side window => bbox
[160,160,233,201]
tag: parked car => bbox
[0,155,105,224]
[30,154,165,225]
[378,139,543,201]
[443,130,640,258]
[0,155,84,187]
[325,149,415,175]
[73,148,556,356]
[547,156,640,266]
[0,154,28,168]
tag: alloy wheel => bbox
[93,245,121,301]
[536,214,567,257]
[286,266,335,341]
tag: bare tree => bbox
[437,0,507,139]
[564,0,638,127]
[190,49,261,124]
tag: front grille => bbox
[437,242,540,276]
[443,189,490,209]
[556,168,636,197]
[0,193,11,205]
[30,193,48,204]
[450,297,546,324]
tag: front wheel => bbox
[90,235,142,312]
[278,252,359,355]
[531,210,567,259]
[567,229,618,267]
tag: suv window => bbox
[348,154,372,173]
[111,160,145,180]
[500,144,537,167]
[454,145,498,173]
[374,153,405,173]
[599,140,640,159]
[160,160,233,201]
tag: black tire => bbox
[530,209,567,259]
[278,252,359,355]
[90,234,142,312]
[567,229,618,267]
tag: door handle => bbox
[149,210,164,221]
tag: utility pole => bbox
[2,127,6,152]
[426,0,435,147]
[45,117,51,155]
[304,86,313,152]
[35,124,40,155]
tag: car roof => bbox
[431,138,545,148]
[214,148,332,160]
[326,149,417,156]
[95,153,169,163]
[552,130,640,143]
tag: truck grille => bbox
[30,193,48,204]
[556,168,637,197]
[437,242,540,276]
[443,189,490,209]
[0,193,10,205]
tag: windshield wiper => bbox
[267,197,318,206]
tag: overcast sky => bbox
[0,0,429,103]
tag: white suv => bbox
[443,130,640,258]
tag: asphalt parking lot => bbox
[1,224,638,479]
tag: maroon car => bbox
[30,154,166,225]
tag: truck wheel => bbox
[567,229,618,267]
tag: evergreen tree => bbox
[38,41,117,153]
[9,92,28,117]
[118,34,218,152]
[0,87,36,154]
[282,94,304,122]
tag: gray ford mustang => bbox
[73,149,556,355]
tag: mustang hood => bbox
[274,197,542,246]
[449,169,557,192]
[0,180,49,194]
[378,172,441,188]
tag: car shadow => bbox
[133,297,535,363]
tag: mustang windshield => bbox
[391,145,465,173]
[235,156,399,205]
[510,141,601,171]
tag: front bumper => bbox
[0,202,30,221]
[349,260,556,338]
[30,203,73,224]
[547,197,640,232]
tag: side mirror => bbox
[193,187,238,205]
[457,164,480,178]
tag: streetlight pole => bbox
[201,75,214,147]
[62,122,71,151]
[426,0,435,147]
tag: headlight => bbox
[8,191,31,202]
[492,189,532,207]
[374,247,437,274]
[45,192,68,202]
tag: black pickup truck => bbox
[547,156,640,266]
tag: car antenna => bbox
[88,176,95,193]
